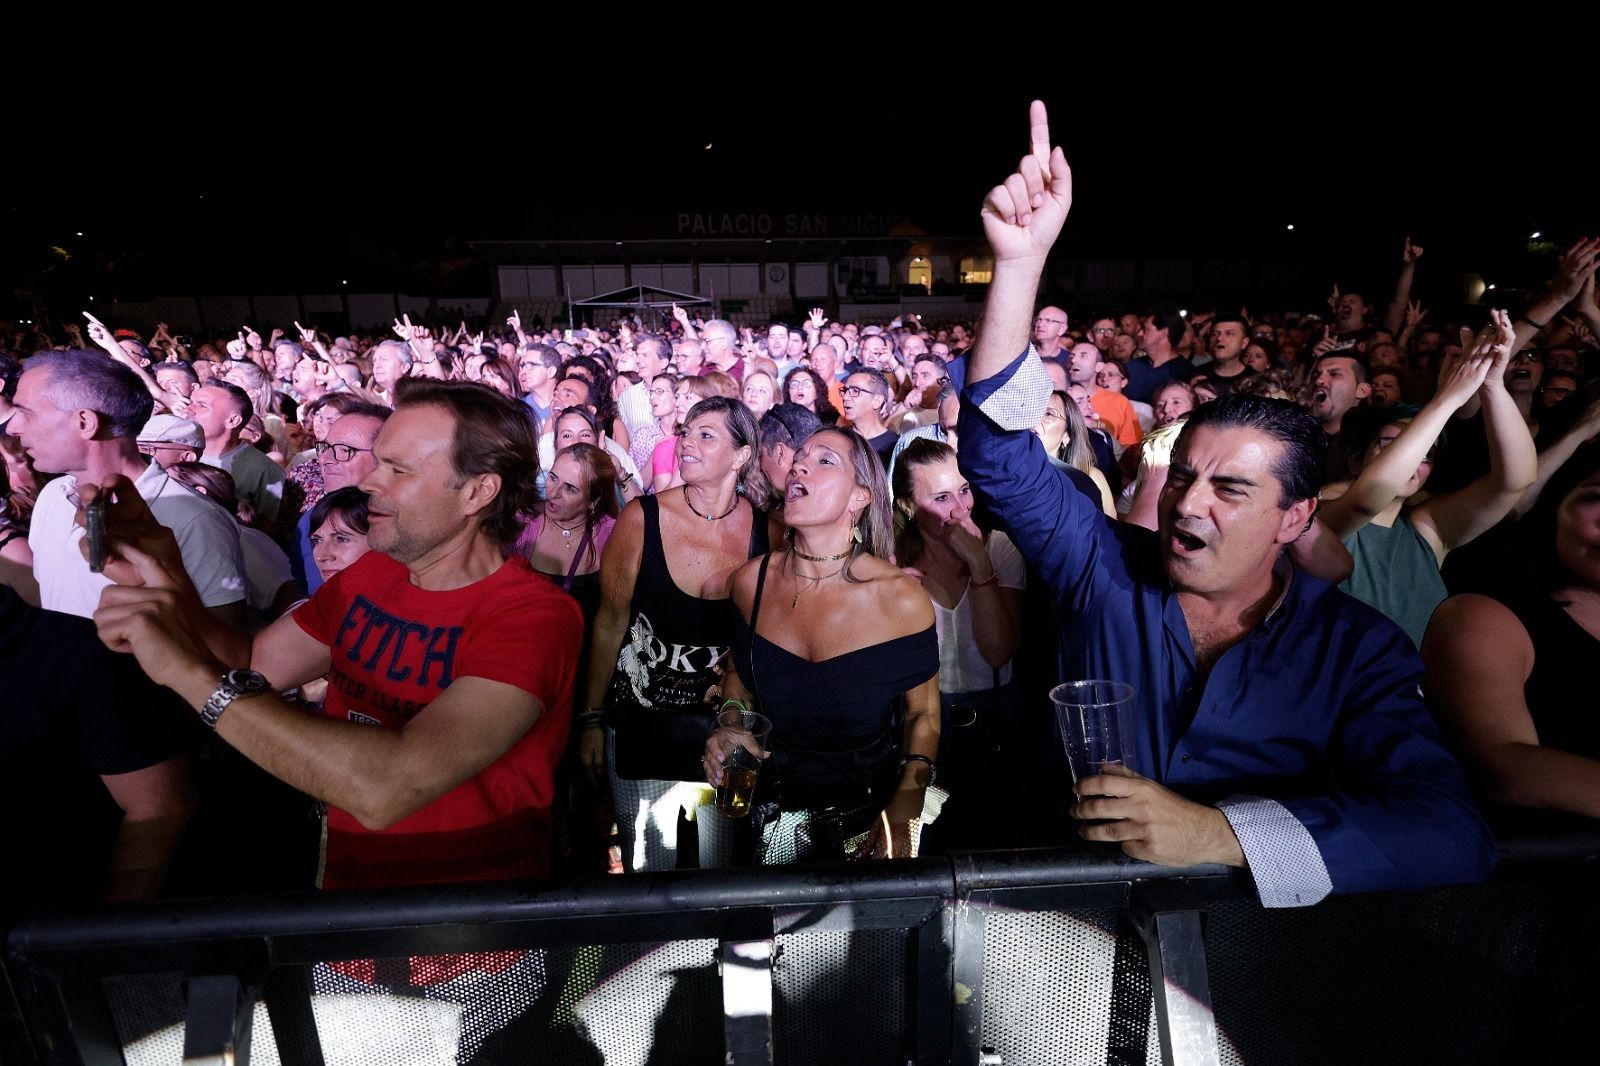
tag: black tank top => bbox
[609,493,769,780]
[1510,592,1600,758]
[734,553,939,810]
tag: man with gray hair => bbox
[6,349,246,625]
[841,367,898,468]
[698,319,744,384]
[370,340,413,406]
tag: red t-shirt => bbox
[294,551,581,891]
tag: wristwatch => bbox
[200,668,272,730]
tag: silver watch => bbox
[200,668,271,730]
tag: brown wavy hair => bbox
[394,378,541,546]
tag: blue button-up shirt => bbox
[959,347,1495,905]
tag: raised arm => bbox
[1414,310,1537,553]
[1513,398,1600,518]
[83,312,175,411]
[1318,323,1498,540]
[958,102,1125,610]
[968,100,1073,387]
[1382,236,1424,336]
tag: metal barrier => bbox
[5,830,1600,1065]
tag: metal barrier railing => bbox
[6,828,1600,1065]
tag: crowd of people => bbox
[4,102,1599,925]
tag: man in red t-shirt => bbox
[92,378,580,892]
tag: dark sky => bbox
[8,66,1592,310]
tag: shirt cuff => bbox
[1217,796,1333,908]
[965,346,1054,433]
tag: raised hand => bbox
[1573,248,1600,316]
[1402,235,1425,264]
[1405,300,1425,329]
[1551,237,1600,304]
[294,320,318,345]
[808,307,828,331]
[82,311,114,349]
[63,322,85,343]
[672,303,690,325]
[1437,319,1500,403]
[979,99,1073,264]
[226,336,248,359]
[1327,284,1341,312]
[507,308,522,333]
[391,315,415,341]
[269,327,285,344]
[1471,309,1517,388]
[1310,325,1340,360]
[243,326,262,350]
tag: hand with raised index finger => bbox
[295,320,317,345]
[979,99,1073,264]
[82,310,113,347]
[1402,235,1425,264]
[243,326,262,350]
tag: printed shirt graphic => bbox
[294,551,581,890]
[609,608,730,712]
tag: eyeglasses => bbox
[136,442,190,455]
[1034,317,1067,327]
[841,385,877,398]
[315,442,374,462]
[1038,412,1066,424]
[1538,384,1574,395]
[1091,327,1116,335]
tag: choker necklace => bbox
[683,486,739,522]
[792,545,851,563]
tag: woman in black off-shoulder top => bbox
[707,426,940,863]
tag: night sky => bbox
[8,68,1592,317]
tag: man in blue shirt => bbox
[957,101,1495,907]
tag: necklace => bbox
[793,545,851,563]
[547,515,586,549]
[683,485,739,522]
[791,562,846,609]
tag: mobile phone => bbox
[86,499,107,574]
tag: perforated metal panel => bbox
[977,908,1161,1066]
[773,928,909,1065]
[569,939,722,1066]
[1206,883,1556,1066]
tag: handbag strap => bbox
[562,520,595,593]
[747,552,774,704]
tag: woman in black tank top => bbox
[582,397,770,871]
[1424,455,1600,816]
